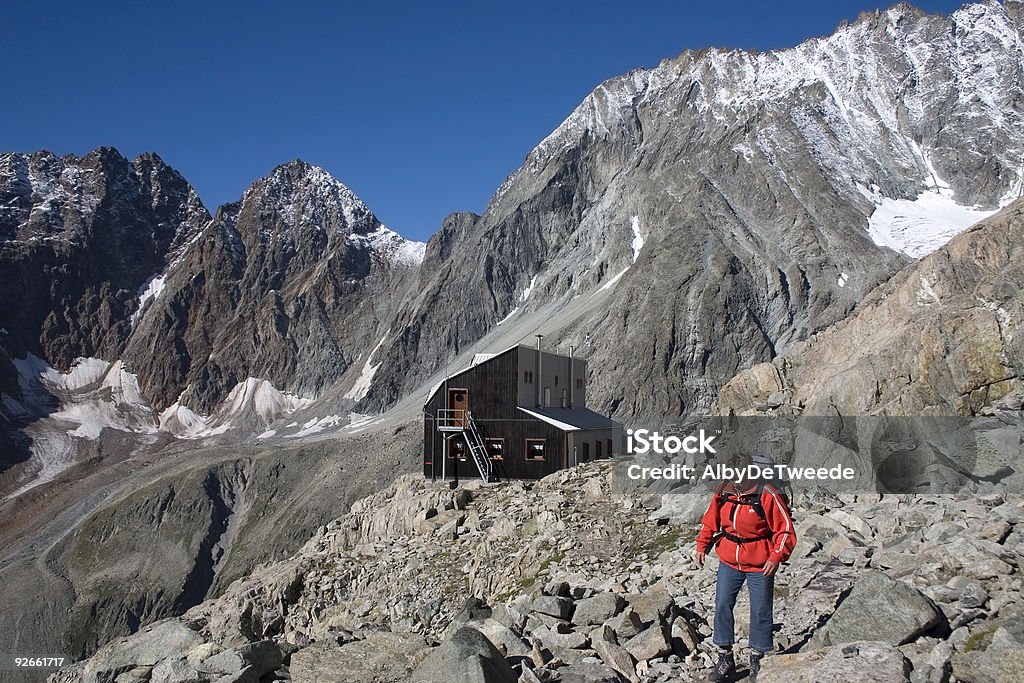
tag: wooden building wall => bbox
[423,347,572,480]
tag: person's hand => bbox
[696,551,706,568]
[762,560,779,577]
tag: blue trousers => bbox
[713,562,774,653]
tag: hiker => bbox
[695,451,796,682]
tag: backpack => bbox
[717,481,770,522]
[711,481,792,546]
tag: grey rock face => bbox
[0,148,209,367]
[720,199,1024,416]
[0,148,209,463]
[624,624,672,662]
[814,570,942,647]
[365,1,1024,418]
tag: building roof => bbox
[518,406,619,432]
[423,343,581,407]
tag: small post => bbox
[535,334,544,407]
[568,345,574,409]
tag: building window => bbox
[607,439,613,457]
[448,440,467,461]
[525,439,546,461]
[576,378,584,389]
[554,375,559,386]
[524,371,534,384]
[596,440,603,459]
[485,438,504,460]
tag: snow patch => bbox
[837,272,848,287]
[350,226,426,267]
[286,414,344,438]
[520,275,538,303]
[25,357,158,440]
[598,267,629,292]
[159,377,312,439]
[132,273,167,325]
[344,332,390,402]
[496,307,520,325]
[630,216,644,263]
[344,413,383,434]
[858,182,998,259]
[159,402,230,439]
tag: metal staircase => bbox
[437,409,494,482]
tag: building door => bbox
[544,387,551,407]
[448,388,468,427]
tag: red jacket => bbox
[696,482,796,571]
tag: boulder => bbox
[606,609,646,640]
[624,625,671,662]
[530,595,573,620]
[573,593,625,626]
[492,603,527,633]
[196,640,281,677]
[149,657,209,683]
[555,662,626,683]
[289,631,430,683]
[410,627,517,683]
[951,613,1024,683]
[758,641,910,683]
[824,510,874,539]
[814,571,942,647]
[113,668,153,683]
[593,637,638,682]
[648,493,710,524]
[211,669,259,683]
[624,590,674,624]
[950,577,989,609]
[417,509,466,534]
[82,620,204,683]
[670,618,700,654]
[186,643,223,668]
[478,617,532,658]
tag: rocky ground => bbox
[48,461,1024,683]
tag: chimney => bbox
[535,334,544,407]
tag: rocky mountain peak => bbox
[0,147,210,368]
[239,159,380,243]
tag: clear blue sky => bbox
[2,0,967,241]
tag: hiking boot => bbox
[748,651,764,681]
[708,648,735,682]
